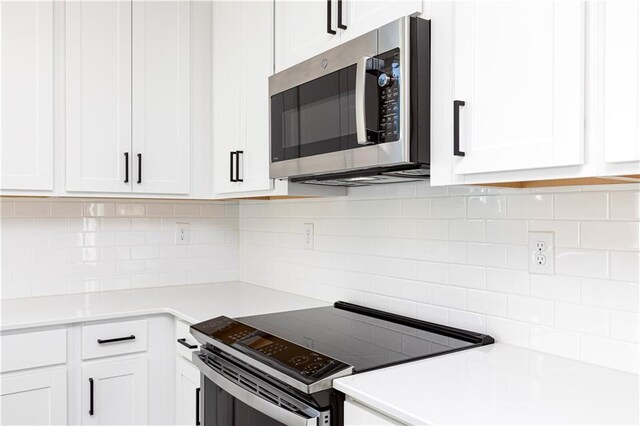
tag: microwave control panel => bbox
[371,48,401,144]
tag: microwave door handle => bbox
[355,56,371,145]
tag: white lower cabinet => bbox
[0,368,67,425]
[175,357,200,426]
[81,357,148,425]
[344,399,402,426]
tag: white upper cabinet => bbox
[1,1,54,191]
[341,0,422,43]
[213,0,272,195]
[132,0,190,194]
[599,0,640,176]
[274,0,341,73]
[275,0,421,72]
[66,0,191,195]
[65,1,132,193]
[451,0,585,176]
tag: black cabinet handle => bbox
[89,378,94,416]
[453,100,466,157]
[124,152,129,183]
[230,151,237,182]
[235,150,243,182]
[196,387,201,426]
[337,0,346,29]
[326,0,336,34]
[177,338,197,350]
[97,335,136,344]
[137,153,142,183]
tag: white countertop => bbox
[0,281,328,331]
[334,343,639,425]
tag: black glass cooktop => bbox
[238,302,492,373]
[191,301,494,383]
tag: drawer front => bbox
[82,319,148,360]
[1,329,67,373]
[175,320,199,361]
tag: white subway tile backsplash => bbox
[2,185,638,374]
[507,295,554,325]
[610,191,640,220]
[1,200,15,217]
[611,311,639,344]
[2,198,238,299]
[467,243,507,268]
[528,220,580,248]
[431,284,466,309]
[448,309,486,333]
[448,264,486,289]
[530,274,581,303]
[467,290,507,317]
[467,196,506,219]
[116,203,146,217]
[14,201,49,217]
[449,219,485,242]
[486,268,529,295]
[556,248,609,278]
[431,197,466,218]
[50,202,83,217]
[610,251,640,282]
[581,221,639,251]
[507,194,553,219]
[580,335,639,373]
[146,203,175,217]
[84,202,116,217]
[554,192,609,220]
[485,317,530,347]
[555,302,610,337]
[581,278,639,312]
[485,220,528,245]
[530,325,580,359]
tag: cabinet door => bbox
[341,0,422,43]
[212,0,242,195]
[65,1,132,193]
[213,0,272,195]
[599,0,640,175]
[240,0,273,192]
[175,357,200,426]
[274,0,341,72]
[452,0,585,176]
[0,368,67,425]
[1,1,54,191]
[132,0,190,195]
[81,357,148,425]
[344,400,399,425]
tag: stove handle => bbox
[192,354,319,426]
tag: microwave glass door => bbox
[271,64,367,163]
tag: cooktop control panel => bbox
[191,316,351,383]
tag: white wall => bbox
[239,182,640,373]
[0,198,238,298]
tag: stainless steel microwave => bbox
[269,16,430,186]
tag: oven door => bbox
[193,351,326,426]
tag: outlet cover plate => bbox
[175,222,190,245]
[303,223,314,250]
[528,231,554,275]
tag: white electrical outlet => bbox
[528,231,554,275]
[303,223,314,250]
[175,222,190,245]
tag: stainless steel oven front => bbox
[193,349,334,426]
[269,17,415,180]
